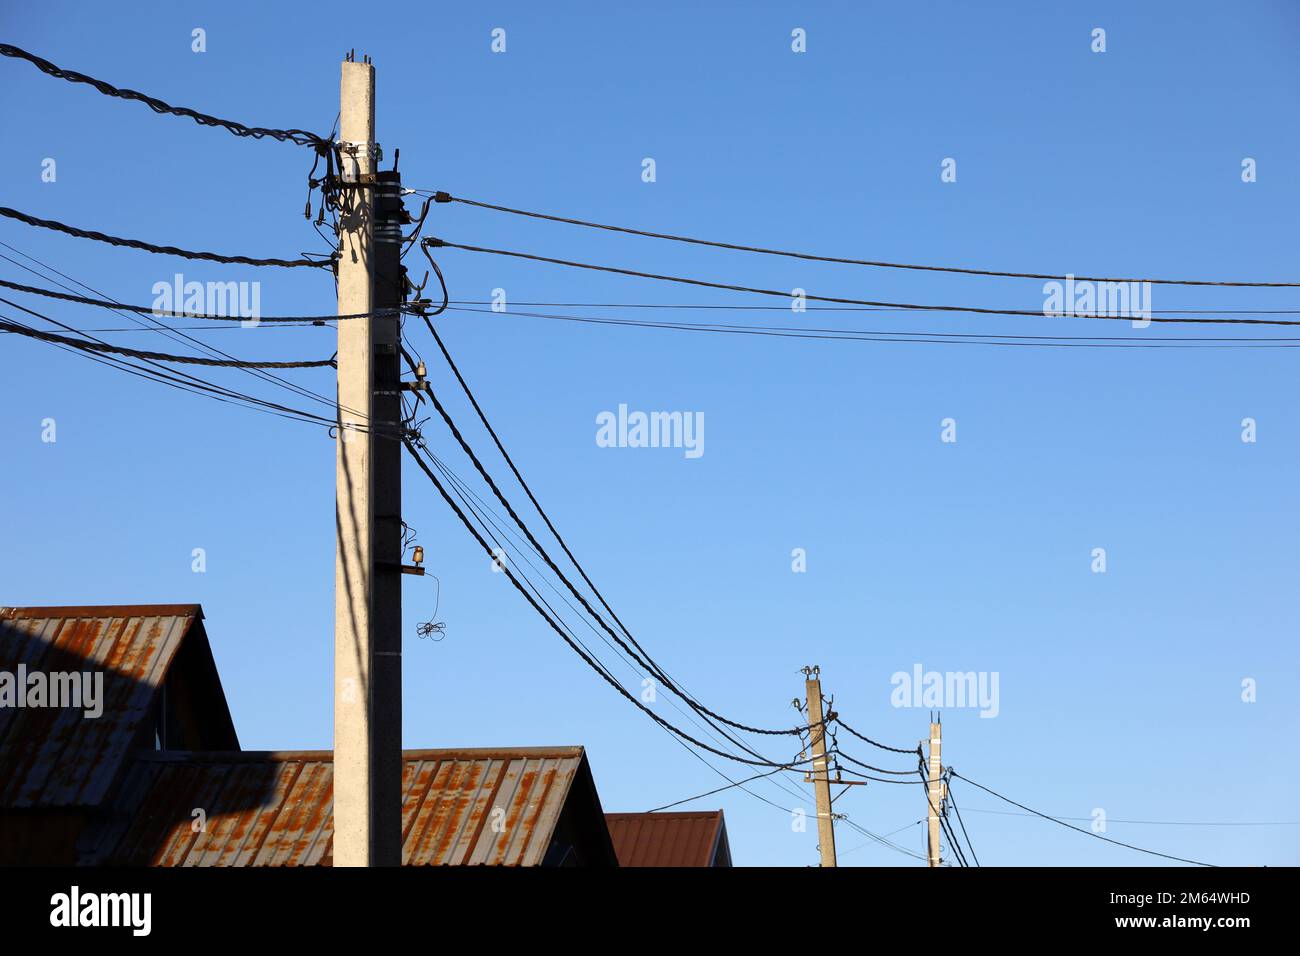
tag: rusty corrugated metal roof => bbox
[0,605,203,808]
[81,747,596,866]
[604,810,730,867]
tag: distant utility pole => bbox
[334,52,404,867]
[802,665,837,868]
[926,715,944,868]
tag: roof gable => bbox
[604,810,730,866]
[0,604,237,808]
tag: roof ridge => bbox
[138,746,587,763]
[2,604,203,620]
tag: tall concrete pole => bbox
[926,718,943,868]
[804,666,837,868]
[334,55,401,867]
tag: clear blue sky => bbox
[2,1,1297,867]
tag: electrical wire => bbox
[832,750,934,781]
[0,276,392,322]
[914,763,964,866]
[1,310,343,430]
[0,255,378,432]
[417,435,808,777]
[400,358,780,770]
[0,43,327,147]
[411,322,816,742]
[0,243,375,426]
[445,305,1300,348]
[447,298,1300,317]
[647,766,789,812]
[0,310,333,368]
[418,189,1300,288]
[958,807,1300,827]
[427,238,1300,327]
[950,770,1218,867]
[941,812,969,867]
[946,782,981,867]
[407,271,834,773]
[839,819,925,860]
[403,439,818,771]
[828,749,919,776]
[0,324,339,334]
[405,428,782,773]
[832,716,922,756]
[0,206,328,268]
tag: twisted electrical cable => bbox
[0,206,328,268]
[0,43,327,147]
[0,314,334,367]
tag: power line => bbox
[426,238,1300,327]
[409,426,785,776]
[647,766,789,812]
[403,439,818,771]
[655,724,804,817]
[1,310,343,430]
[0,206,328,268]
[411,325,813,742]
[0,276,391,322]
[833,716,922,755]
[0,43,327,147]
[445,305,1300,348]
[0,310,334,368]
[946,782,981,867]
[447,298,1300,317]
[412,435,824,813]
[827,748,919,776]
[913,762,966,866]
[424,457,796,777]
[941,811,969,867]
[839,819,926,860]
[0,324,337,334]
[0,242,373,425]
[0,259,372,432]
[417,189,1300,288]
[841,817,930,863]
[950,770,1219,867]
[830,763,936,785]
[959,806,1300,827]
[420,446,642,698]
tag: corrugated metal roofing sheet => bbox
[0,605,202,808]
[604,810,728,867]
[83,747,590,866]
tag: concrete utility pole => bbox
[926,716,944,868]
[803,665,837,867]
[334,53,403,867]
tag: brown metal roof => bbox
[604,810,731,867]
[81,747,609,866]
[0,604,206,808]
